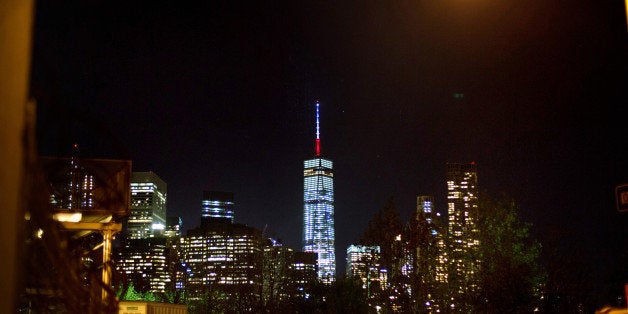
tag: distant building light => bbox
[152,223,165,230]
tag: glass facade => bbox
[128,172,167,239]
[201,191,234,223]
[303,157,335,283]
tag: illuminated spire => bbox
[315,100,321,156]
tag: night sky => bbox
[32,0,628,304]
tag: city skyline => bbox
[32,0,628,307]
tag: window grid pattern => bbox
[303,157,335,284]
[446,163,479,299]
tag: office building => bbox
[346,245,387,292]
[290,251,318,300]
[127,172,167,239]
[181,221,262,304]
[303,100,336,284]
[47,145,94,211]
[201,191,234,224]
[115,238,171,293]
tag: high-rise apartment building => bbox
[303,100,336,284]
[446,162,480,304]
[201,191,234,224]
[127,172,167,239]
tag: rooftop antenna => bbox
[315,100,321,156]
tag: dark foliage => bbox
[359,196,404,272]
[473,193,545,313]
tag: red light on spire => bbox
[316,139,321,156]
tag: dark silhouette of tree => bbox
[359,196,404,273]
[542,225,597,313]
[359,197,408,313]
[474,194,545,313]
[326,277,370,313]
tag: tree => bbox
[325,277,370,313]
[474,194,545,313]
[118,282,144,301]
[359,197,411,312]
[359,196,404,272]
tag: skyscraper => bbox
[290,251,318,299]
[416,195,446,313]
[346,245,387,294]
[446,162,480,306]
[417,195,439,236]
[127,172,167,239]
[303,100,336,284]
[201,190,234,224]
[47,145,95,211]
[115,238,171,293]
[182,221,262,307]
